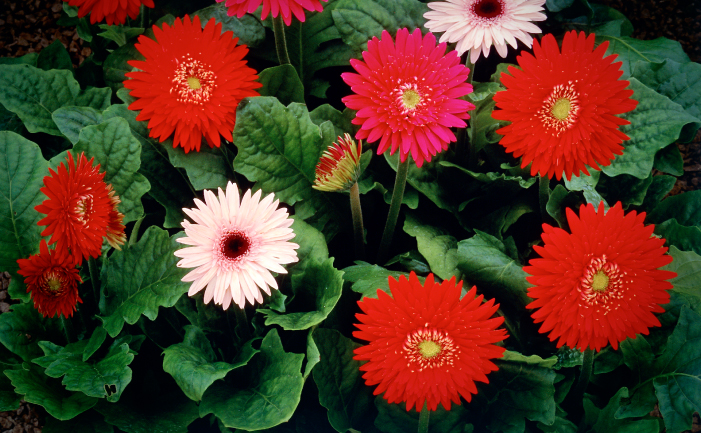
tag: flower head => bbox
[35,152,112,265]
[17,240,83,318]
[341,28,475,168]
[354,272,507,411]
[424,0,546,63]
[174,182,299,310]
[525,202,676,352]
[125,15,262,153]
[216,0,328,25]
[492,31,638,181]
[105,185,127,250]
[66,0,155,25]
[313,133,364,192]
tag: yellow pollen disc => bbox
[187,77,202,90]
[551,98,571,120]
[591,270,610,292]
[402,89,421,110]
[418,340,441,359]
[47,278,61,292]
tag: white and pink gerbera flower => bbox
[174,182,299,310]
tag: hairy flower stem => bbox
[234,307,251,343]
[418,403,430,433]
[88,256,100,303]
[377,158,409,264]
[349,182,366,260]
[572,348,594,404]
[272,15,291,65]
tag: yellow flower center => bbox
[591,270,610,292]
[418,340,442,359]
[551,98,571,120]
[187,77,202,90]
[402,89,421,110]
[46,277,62,293]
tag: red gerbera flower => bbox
[17,240,83,318]
[492,30,638,180]
[35,152,112,265]
[105,185,127,250]
[353,272,507,411]
[216,0,328,25]
[66,0,155,25]
[313,133,363,192]
[125,15,262,153]
[524,202,676,352]
[341,28,475,168]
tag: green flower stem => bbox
[572,347,594,403]
[539,175,551,223]
[349,182,366,260]
[418,403,430,433]
[377,158,410,264]
[466,53,478,170]
[234,306,251,343]
[60,316,73,344]
[129,216,144,247]
[272,15,291,65]
[88,256,100,303]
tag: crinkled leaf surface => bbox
[312,328,374,433]
[259,258,343,330]
[647,190,701,227]
[74,117,150,223]
[258,64,305,106]
[342,262,414,299]
[0,303,60,362]
[200,329,305,430]
[595,36,690,77]
[662,247,701,299]
[585,387,658,433]
[633,58,701,121]
[602,78,700,179]
[192,3,265,48]
[52,106,103,144]
[0,132,47,301]
[403,213,461,281]
[98,226,189,337]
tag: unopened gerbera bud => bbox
[313,133,364,192]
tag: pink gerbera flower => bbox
[341,28,475,167]
[216,0,328,25]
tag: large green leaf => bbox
[654,219,701,257]
[585,387,658,433]
[192,3,266,48]
[0,303,60,362]
[373,395,471,433]
[162,326,258,402]
[632,59,701,122]
[602,78,700,179]
[259,258,343,330]
[456,231,531,308]
[98,226,189,337]
[483,351,557,433]
[289,217,329,275]
[32,338,134,402]
[200,329,305,430]
[647,190,701,227]
[403,213,461,281]
[258,64,305,106]
[5,363,97,421]
[0,373,21,411]
[311,328,375,433]
[37,40,73,72]
[0,132,47,301]
[595,36,690,77]
[0,64,109,136]
[342,262,413,299]
[663,247,701,299]
[52,106,104,144]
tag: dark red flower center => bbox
[221,231,251,261]
[171,56,217,105]
[41,271,67,297]
[403,327,458,371]
[473,0,504,19]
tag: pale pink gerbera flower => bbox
[424,0,547,63]
[174,182,299,310]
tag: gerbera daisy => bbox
[341,28,475,168]
[105,185,127,250]
[174,182,299,310]
[313,133,363,192]
[66,0,155,25]
[124,15,262,153]
[525,202,676,352]
[17,240,83,318]
[216,0,328,26]
[424,0,547,63]
[35,152,112,265]
[354,272,507,411]
[492,30,638,181]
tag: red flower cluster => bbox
[16,152,126,318]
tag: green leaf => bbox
[258,64,305,106]
[42,409,114,433]
[655,219,701,256]
[32,339,134,402]
[304,329,320,380]
[0,132,48,301]
[653,144,684,176]
[632,59,701,121]
[0,303,60,362]
[103,43,140,93]
[5,363,97,420]
[652,306,701,433]
[620,335,655,384]
[192,3,266,48]
[312,328,375,433]
[588,4,633,37]
[83,327,108,362]
[546,0,575,12]
[467,81,508,152]
[403,213,461,281]
[200,329,305,430]
[52,106,104,144]
[456,231,531,308]
[74,117,151,223]
[289,217,329,275]
[664,246,701,299]
[594,347,624,375]
[309,104,357,139]
[97,24,144,47]
[374,395,471,433]
[484,351,557,433]
[546,184,585,229]
[563,171,607,207]
[585,387,658,433]
[595,36,690,77]
[342,262,412,299]
[163,326,258,402]
[0,373,21,411]
[641,175,676,212]
[165,144,230,191]
[602,78,700,179]
[98,226,189,338]
[647,190,701,227]
[259,258,343,330]
[37,40,73,72]
[596,173,653,207]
